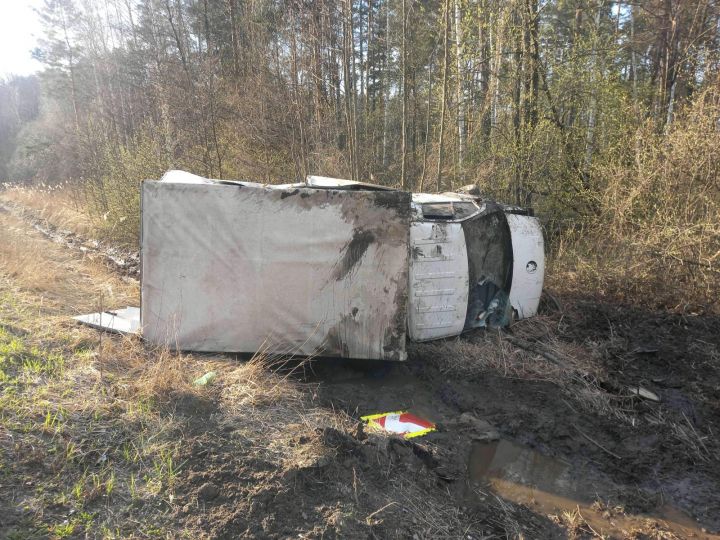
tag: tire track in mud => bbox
[0,200,139,280]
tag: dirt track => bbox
[2,196,720,539]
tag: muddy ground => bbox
[309,295,720,536]
[1,196,719,539]
[158,292,720,538]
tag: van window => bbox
[453,202,479,219]
[421,203,454,219]
[421,201,478,220]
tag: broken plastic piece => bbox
[193,371,217,386]
[73,306,140,334]
[629,386,660,402]
[361,411,436,439]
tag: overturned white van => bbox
[408,192,544,342]
[78,171,544,361]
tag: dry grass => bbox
[413,314,598,385]
[0,275,336,536]
[0,216,62,292]
[413,320,634,429]
[548,231,720,315]
[0,210,137,313]
[1,182,94,238]
[0,208,196,535]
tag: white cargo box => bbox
[140,174,411,360]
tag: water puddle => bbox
[468,439,717,538]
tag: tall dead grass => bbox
[1,182,93,237]
[551,88,720,313]
[0,216,62,291]
[0,211,137,313]
[100,338,196,407]
[414,315,596,384]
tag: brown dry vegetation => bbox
[0,209,135,313]
[548,91,720,315]
[1,184,93,239]
[3,165,720,539]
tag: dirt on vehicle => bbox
[1,194,719,539]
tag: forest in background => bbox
[0,0,719,310]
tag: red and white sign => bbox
[361,411,436,439]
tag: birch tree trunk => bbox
[382,0,390,167]
[419,60,433,192]
[583,1,603,187]
[630,2,637,104]
[342,0,359,180]
[436,0,450,191]
[455,0,465,179]
[401,0,408,188]
[490,9,503,136]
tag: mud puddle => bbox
[468,439,718,538]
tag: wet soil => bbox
[468,439,711,539]
[308,294,720,538]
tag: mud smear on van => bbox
[467,438,717,538]
[331,229,376,281]
[370,190,413,219]
[279,188,300,199]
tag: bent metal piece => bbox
[73,307,140,334]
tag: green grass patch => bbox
[0,326,64,384]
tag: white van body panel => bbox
[408,222,469,341]
[507,214,545,318]
[141,181,410,359]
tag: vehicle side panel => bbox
[408,222,469,341]
[141,182,410,360]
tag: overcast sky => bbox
[0,0,44,78]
